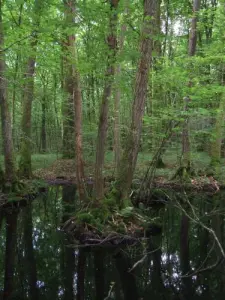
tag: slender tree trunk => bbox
[19,0,41,178]
[3,212,18,300]
[61,2,75,159]
[12,4,23,146]
[114,1,128,173]
[116,0,156,203]
[41,95,47,153]
[210,92,225,167]
[182,0,201,170]
[63,0,86,201]
[94,0,119,200]
[0,0,16,184]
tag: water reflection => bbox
[0,187,224,299]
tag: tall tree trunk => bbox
[182,0,201,171]
[63,0,86,201]
[61,1,75,160]
[12,4,23,146]
[3,212,18,300]
[116,0,156,203]
[41,95,47,153]
[210,92,225,168]
[19,0,41,178]
[179,6,200,298]
[94,0,119,200]
[114,1,128,173]
[0,0,16,184]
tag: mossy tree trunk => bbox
[19,0,42,178]
[0,0,16,184]
[116,0,156,203]
[94,0,119,200]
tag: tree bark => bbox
[114,0,128,173]
[19,0,42,178]
[41,95,47,153]
[94,0,119,200]
[61,1,75,160]
[116,0,156,203]
[0,0,16,184]
[63,0,86,202]
[210,93,225,167]
[182,0,201,170]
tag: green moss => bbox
[76,212,96,224]
[104,197,118,211]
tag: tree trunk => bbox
[0,0,16,184]
[94,0,119,200]
[19,0,41,178]
[12,4,23,146]
[114,1,128,173]
[210,93,225,168]
[61,1,75,160]
[116,0,156,203]
[182,0,201,171]
[41,95,47,153]
[63,0,86,202]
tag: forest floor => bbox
[31,150,225,184]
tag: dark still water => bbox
[0,186,225,300]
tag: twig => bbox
[0,34,33,52]
[104,282,115,300]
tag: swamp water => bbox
[0,185,224,300]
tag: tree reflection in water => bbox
[0,186,225,300]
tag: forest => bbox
[0,0,225,299]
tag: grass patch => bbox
[31,153,61,171]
